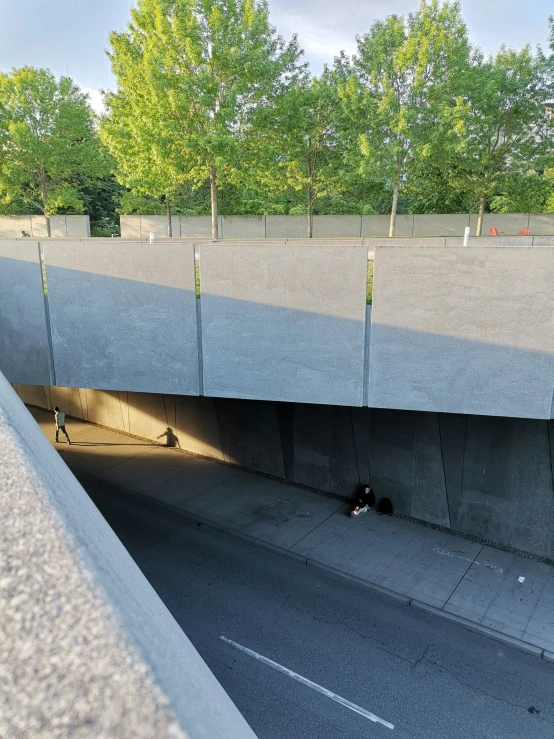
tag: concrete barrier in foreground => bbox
[0,372,257,739]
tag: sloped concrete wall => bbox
[1,374,257,738]
[369,246,554,419]
[16,384,554,559]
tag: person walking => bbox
[350,485,375,517]
[53,406,71,444]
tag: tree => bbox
[103,0,302,239]
[100,89,183,235]
[82,173,125,236]
[0,67,106,236]
[340,0,470,236]
[254,73,345,237]
[434,46,554,235]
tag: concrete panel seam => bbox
[436,411,452,529]
[363,303,371,407]
[195,246,205,396]
[117,392,126,431]
[38,242,56,387]
[543,651,554,663]
[410,601,544,658]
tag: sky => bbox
[0,0,550,112]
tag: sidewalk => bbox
[29,407,554,660]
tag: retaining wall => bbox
[0,214,90,238]
[120,213,554,239]
[15,384,554,561]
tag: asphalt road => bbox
[83,476,554,739]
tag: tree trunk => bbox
[46,216,51,238]
[476,193,486,237]
[307,185,313,239]
[209,166,219,239]
[166,197,172,237]
[389,181,400,238]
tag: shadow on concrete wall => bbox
[369,322,554,420]
[15,385,554,560]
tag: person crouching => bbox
[350,485,375,517]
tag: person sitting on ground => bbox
[350,485,375,517]
[21,230,31,237]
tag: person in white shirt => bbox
[53,407,71,444]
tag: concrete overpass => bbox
[3,237,554,560]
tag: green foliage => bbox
[252,71,345,234]
[0,67,107,233]
[428,44,554,232]
[102,0,303,237]
[340,1,470,234]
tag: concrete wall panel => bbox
[49,385,88,420]
[201,245,367,406]
[139,215,170,237]
[472,213,530,236]
[14,384,49,408]
[351,406,371,485]
[65,215,90,238]
[438,414,467,530]
[312,215,361,238]
[0,215,33,237]
[413,214,470,236]
[120,216,142,239]
[216,398,285,476]
[49,215,67,238]
[221,215,265,239]
[0,241,51,385]
[361,215,390,237]
[84,389,127,430]
[30,215,49,237]
[369,409,449,524]
[369,246,554,418]
[174,394,224,460]
[44,242,199,395]
[529,214,554,235]
[180,216,222,238]
[509,419,554,559]
[128,391,170,439]
[266,215,307,238]
[292,404,360,495]
[411,412,450,527]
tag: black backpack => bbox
[378,497,393,515]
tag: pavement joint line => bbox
[77,470,554,662]
[219,636,394,730]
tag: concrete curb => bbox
[305,559,411,605]
[80,472,554,665]
[409,601,544,658]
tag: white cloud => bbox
[82,88,105,115]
